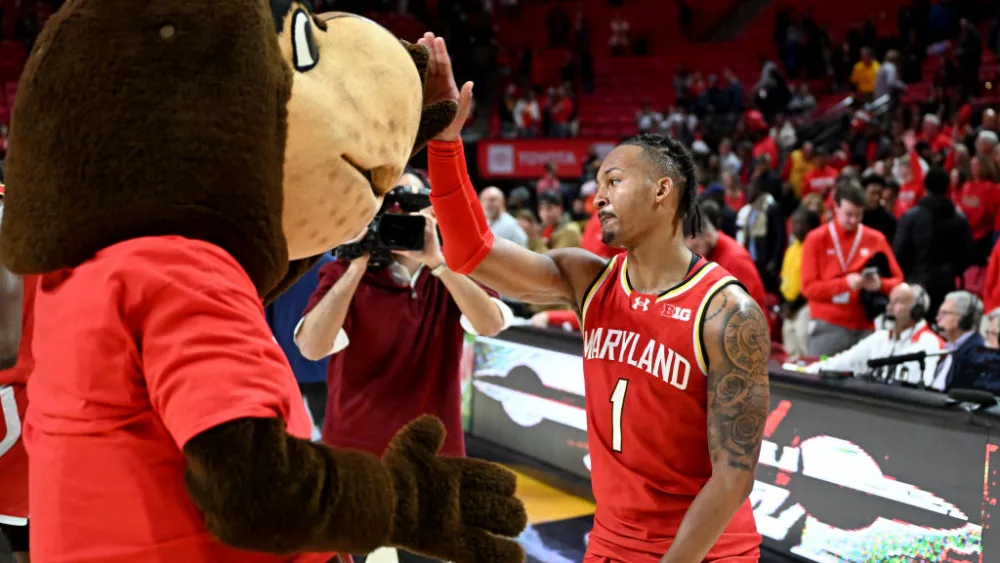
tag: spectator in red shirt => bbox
[513,90,541,137]
[549,86,575,138]
[893,149,926,217]
[752,133,779,172]
[919,114,953,155]
[536,161,562,194]
[721,171,746,211]
[683,200,767,309]
[801,181,904,356]
[801,149,839,198]
[957,156,999,264]
[295,175,512,563]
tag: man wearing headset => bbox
[807,283,946,387]
[983,308,1000,350]
[932,291,987,391]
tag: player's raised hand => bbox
[382,415,527,562]
[417,32,473,142]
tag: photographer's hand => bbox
[398,208,444,269]
[400,208,507,336]
[295,253,368,361]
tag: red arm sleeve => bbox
[427,140,495,274]
[545,309,580,330]
[132,243,300,449]
[800,233,850,301]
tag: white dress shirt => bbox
[808,320,947,388]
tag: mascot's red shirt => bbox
[25,236,334,563]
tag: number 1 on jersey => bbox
[610,378,628,453]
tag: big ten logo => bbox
[661,304,692,322]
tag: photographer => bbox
[294,172,511,563]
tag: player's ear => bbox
[655,176,673,203]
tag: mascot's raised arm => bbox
[0,1,526,562]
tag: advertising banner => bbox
[470,336,990,563]
[477,139,618,179]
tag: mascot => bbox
[0,1,527,562]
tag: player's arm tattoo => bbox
[704,288,770,483]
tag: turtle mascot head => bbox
[0,0,456,301]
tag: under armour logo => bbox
[632,297,650,311]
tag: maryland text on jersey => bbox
[583,327,692,391]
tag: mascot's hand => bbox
[382,416,527,563]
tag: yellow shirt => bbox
[850,61,880,94]
[780,239,803,303]
[787,150,815,198]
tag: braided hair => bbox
[621,133,702,236]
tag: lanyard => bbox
[828,222,863,273]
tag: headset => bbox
[955,290,985,332]
[910,284,930,322]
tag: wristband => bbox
[428,140,495,274]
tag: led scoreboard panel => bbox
[468,327,1000,563]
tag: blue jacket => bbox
[946,332,988,391]
[265,253,335,384]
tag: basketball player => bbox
[419,33,768,563]
[0,185,33,563]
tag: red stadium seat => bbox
[0,41,27,82]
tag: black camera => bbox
[335,185,431,268]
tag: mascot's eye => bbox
[291,9,319,72]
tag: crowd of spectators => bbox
[478,0,1000,393]
[488,93,999,390]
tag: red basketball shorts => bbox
[584,548,760,563]
[0,384,29,524]
[585,554,759,563]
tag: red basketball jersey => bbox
[0,274,38,388]
[580,253,761,562]
[0,274,38,523]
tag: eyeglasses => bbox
[938,309,961,317]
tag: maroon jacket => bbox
[305,261,491,457]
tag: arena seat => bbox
[4,81,16,108]
[0,41,26,83]
[364,11,425,42]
